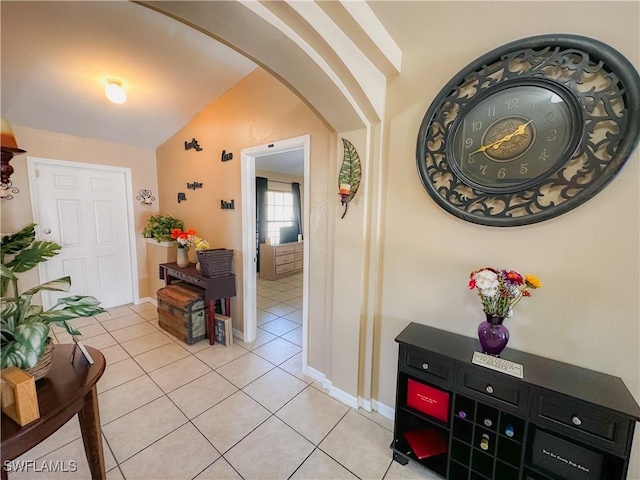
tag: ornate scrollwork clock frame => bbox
[416,34,640,226]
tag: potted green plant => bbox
[142,215,184,243]
[0,224,105,372]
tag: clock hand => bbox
[470,120,533,155]
[490,121,532,150]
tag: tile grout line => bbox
[50,287,308,478]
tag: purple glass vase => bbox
[478,313,509,356]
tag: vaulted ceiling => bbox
[2,1,400,151]
[1,1,256,149]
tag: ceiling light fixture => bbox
[105,79,126,104]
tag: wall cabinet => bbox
[392,323,640,480]
[259,242,303,280]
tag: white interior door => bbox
[29,158,135,309]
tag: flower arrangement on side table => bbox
[170,228,209,268]
[468,267,542,356]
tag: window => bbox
[266,190,294,244]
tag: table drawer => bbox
[167,269,205,288]
[294,243,304,253]
[276,245,295,256]
[276,263,295,275]
[458,366,527,412]
[531,389,631,454]
[294,261,303,271]
[402,346,453,387]
[275,254,294,266]
[294,253,303,263]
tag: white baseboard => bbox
[305,366,359,409]
[302,367,395,419]
[359,398,372,412]
[372,399,395,420]
[232,328,244,341]
[356,398,394,418]
[296,366,395,420]
[136,296,156,306]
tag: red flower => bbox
[170,228,182,239]
[503,270,524,285]
[522,290,531,297]
[468,279,476,290]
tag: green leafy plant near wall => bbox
[142,215,184,242]
[0,224,105,369]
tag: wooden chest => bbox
[157,283,208,344]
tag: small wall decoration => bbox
[221,150,233,162]
[221,199,235,210]
[136,189,155,206]
[178,192,187,203]
[338,138,362,219]
[187,182,203,190]
[1,180,19,200]
[184,138,203,151]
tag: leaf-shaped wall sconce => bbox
[338,138,361,219]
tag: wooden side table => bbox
[1,345,106,480]
[159,263,237,345]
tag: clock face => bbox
[448,82,581,193]
[416,34,640,227]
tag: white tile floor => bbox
[11,274,439,480]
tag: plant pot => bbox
[478,314,509,356]
[24,337,54,381]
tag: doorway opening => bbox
[241,135,310,372]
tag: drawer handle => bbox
[422,363,429,370]
[572,415,582,426]
[485,385,494,394]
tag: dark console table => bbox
[1,345,106,480]
[159,263,236,345]
[392,322,640,480]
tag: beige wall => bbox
[1,126,158,299]
[155,68,333,370]
[368,0,639,471]
[330,128,369,396]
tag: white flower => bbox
[473,269,499,292]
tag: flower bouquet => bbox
[469,268,541,318]
[469,267,541,355]
[170,228,209,268]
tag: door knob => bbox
[43,228,52,234]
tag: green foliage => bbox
[338,138,362,203]
[142,215,184,242]
[1,224,105,369]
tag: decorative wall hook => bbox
[136,189,155,206]
[178,192,187,203]
[187,182,203,190]
[1,180,19,200]
[221,199,235,210]
[185,138,202,151]
[338,138,361,219]
[221,150,233,162]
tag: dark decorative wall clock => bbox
[416,34,640,226]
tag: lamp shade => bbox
[105,80,126,104]
[1,118,25,154]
